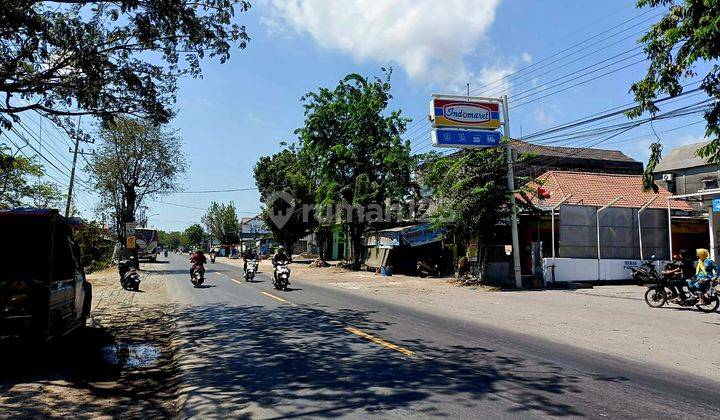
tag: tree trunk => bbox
[124,187,138,267]
[349,224,364,270]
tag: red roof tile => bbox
[522,171,693,211]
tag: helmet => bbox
[278,245,285,250]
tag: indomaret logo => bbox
[443,103,491,124]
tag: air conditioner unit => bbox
[662,173,675,182]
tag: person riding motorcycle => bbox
[272,246,290,283]
[190,249,207,277]
[243,247,259,273]
[273,246,289,265]
[688,248,715,303]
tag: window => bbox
[702,178,719,190]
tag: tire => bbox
[696,296,720,313]
[644,287,667,308]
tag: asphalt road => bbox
[157,254,720,419]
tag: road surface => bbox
[155,254,719,419]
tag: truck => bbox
[135,228,159,261]
[0,209,92,340]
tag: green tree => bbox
[0,1,250,132]
[422,148,521,283]
[158,230,182,250]
[74,220,114,273]
[254,146,315,256]
[202,201,240,244]
[297,70,413,267]
[629,0,720,178]
[0,144,62,208]
[185,224,205,248]
[88,117,186,253]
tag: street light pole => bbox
[502,95,522,289]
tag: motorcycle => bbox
[630,256,660,284]
[417,259,440,278]
[210,253,216,263]
[645,277,720,313]
[118,258,141,291]
[245,259,258,282]
[164,249,168,258]
[272,262,290,291]
[190,263,205,288]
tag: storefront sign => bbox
[713,198,720,212]
[401,224,445,247]
[431,98,501,129]
[432,128,501,148]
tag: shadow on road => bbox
[0,307,179,418]
[174,303,593,418]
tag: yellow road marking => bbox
[345,326,414,357]
[261,291,291,304]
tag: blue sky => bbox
[66,0,711,231]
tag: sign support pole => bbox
[502,95,522,289]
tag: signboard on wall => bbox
[401,224,445,247]
[430,98,501,129]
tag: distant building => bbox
[652,140,720,211]
[443,140,643,177]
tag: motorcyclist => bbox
[272,246,290,283]
[210,249,217,263]
[688,248,715,303]
[243,246,259,272]
[190,248,207,277]
[664,253,687,302]
[272,245,290,266]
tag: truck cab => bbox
[0,209,92,340]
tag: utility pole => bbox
[65,124,94,217]
[502,95,522,289]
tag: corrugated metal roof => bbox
[653,140,712,172]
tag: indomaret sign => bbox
[430,98,501,129]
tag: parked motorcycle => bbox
[629,256,660,284]
[118,258,141,291]
[190,263,205,288]
[245,259,258,282]
[417,259,440,278]
[273,262,290,291]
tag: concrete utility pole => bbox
[502,95,522,289]
[65,121,94,217]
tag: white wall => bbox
[543,258,666,283]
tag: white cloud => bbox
[533,104,558,126]
[259,0,507,89]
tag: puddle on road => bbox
[102,344,161,368]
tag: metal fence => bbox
[559,205,669,260]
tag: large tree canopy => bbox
[0,1,250,131]
[88,117,186,241]
[298,70,413,267]
[254,146,315,253]
[0,143,62,208]
[629,0,720,165]
[202,201,240,244]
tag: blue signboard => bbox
[401,224,445,247]
[713,198,720,212]
[432,128,501,148]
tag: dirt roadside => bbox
[225,258,720,383]
[0,265,179,418]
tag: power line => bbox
[171,187,258,194]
